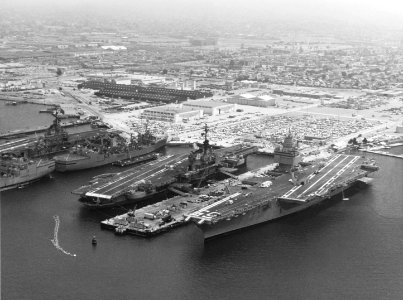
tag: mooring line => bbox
[51,215,77,257]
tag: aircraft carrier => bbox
[187,153,378,240]
[73,154,189,207]
[73,143,257,208]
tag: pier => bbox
[0,120,91,140]
[361,149,403,159]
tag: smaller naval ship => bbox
[0,153,55,191]
[53,127,167,172]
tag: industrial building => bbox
[182,100,235,115]
[78,81,213,103]
[141,105,203,123]
[272,88,332,99]
[227,94,276,107]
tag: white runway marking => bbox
[51,215,77,257]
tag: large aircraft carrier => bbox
[187,153,378,240]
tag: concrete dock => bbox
[361,149,403,159]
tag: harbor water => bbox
[0,101,54,132]
[1,107,403,299]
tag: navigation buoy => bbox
[92,236,97,245]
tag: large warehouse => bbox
[227,94,276,107]
[141,105,203,123]
[182,100,235,115]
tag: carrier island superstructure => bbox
[100,132,378,239]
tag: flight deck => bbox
[188,154,369,223]
[73,154,189,200]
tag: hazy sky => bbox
[2,0,403,30]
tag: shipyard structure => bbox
[78,81,213,103]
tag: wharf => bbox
[361,149,403,159]
[101,195,210,236]
[0,121,91,140]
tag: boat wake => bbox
[51,215,77,257]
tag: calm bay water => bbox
[1,106,403,299]
[0,102,54,132]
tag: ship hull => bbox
[55,138,166,172]
[79,189,166,208]
[0,160,55,191]
[198,182,357,240]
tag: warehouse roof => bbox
[182,100,232,107]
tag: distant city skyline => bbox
[1,0,402,31]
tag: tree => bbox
[363,138,368,144]
[56,68,63,76]
[162,69,168,74]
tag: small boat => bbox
[342,190,349,201]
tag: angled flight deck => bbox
[188,154,368,222]
[78,154,189,200]
[281,154,360,201]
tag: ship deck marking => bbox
[188,155,363,221]
[281,154,341,198]
[83,145,256,199]
[298,156,349,197]
[315,156,360,195]
[87,155,175,191]
[85,154,189,198]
